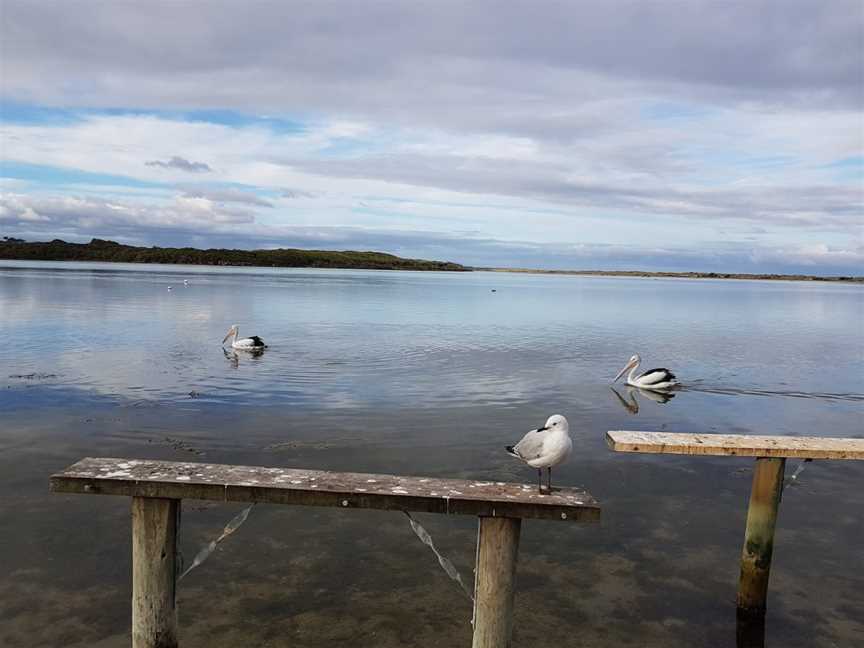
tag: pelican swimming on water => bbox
[222,325,267,351]
[613,354,678,390]
[506,414,572,493]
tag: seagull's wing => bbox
[507,428,548,461]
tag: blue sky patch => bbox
[1,102,309,134]
[0,161,169,190]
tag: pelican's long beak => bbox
[613,360,635,383]
[610,386,638,414]
[222,330,233,345]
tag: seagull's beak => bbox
[613,360,634,383]
[536,425,549,432]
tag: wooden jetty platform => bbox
[607,431,864,618]
[51,457,601,648]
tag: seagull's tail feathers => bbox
[505,445,520,458]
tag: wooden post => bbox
[472,516,521,648]
[737,457,785,613]
[736,606,766,648]
[132,497,180,648]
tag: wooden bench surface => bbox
[50,457,600,523]
[607,431,864,460]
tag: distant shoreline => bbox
[475,267,864,283]
[0,238,468,272]
[2,238,859,282]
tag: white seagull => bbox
[613,353,678,390]
[222,325,267,351]
[506,414,572,493]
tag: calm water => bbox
[1,261,862,648]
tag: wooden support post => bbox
[472,516,521,648]
[737,457,785,614]
[736,606,766,648]
[132,497,180,648]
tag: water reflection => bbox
[610,385,676,414]
[222,347,266,369]
[1,262,863,648]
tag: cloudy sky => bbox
[1,1,862,273]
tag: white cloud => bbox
[0,192,254,233]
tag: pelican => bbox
[506,414,572,493]
[613,354,678,390]
[222,325,266,351]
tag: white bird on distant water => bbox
[222,325,267,351]
[506,414,572,493]
[613,353,678,390]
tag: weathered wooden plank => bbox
[50,458,600,523]
[472,517,521,648]
[606,431,864,460]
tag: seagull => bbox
[222,325,267,351]
[183,279,189,286]
[506,414,572,493]
[613,353,678,390]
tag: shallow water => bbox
[1,261,862,647]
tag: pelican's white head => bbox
[542,414,569,433]
[613,354,641,383]
[222,325,238,345]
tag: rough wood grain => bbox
[737,458,785,613]
[606,431,864,460]
[132,497,179,648]
[50,458,600,523]
[472,517,521,648]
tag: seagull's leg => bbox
[547,467,552,492]
[537,468,542,492]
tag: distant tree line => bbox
[0,237,469,272]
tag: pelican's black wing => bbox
[637,368,676,384]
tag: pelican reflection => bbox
[610,385,675,414]
[223,346,265,368]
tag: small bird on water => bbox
[506,414,572,493]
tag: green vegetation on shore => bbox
[478,267,863,283]
[0,237,468,271]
